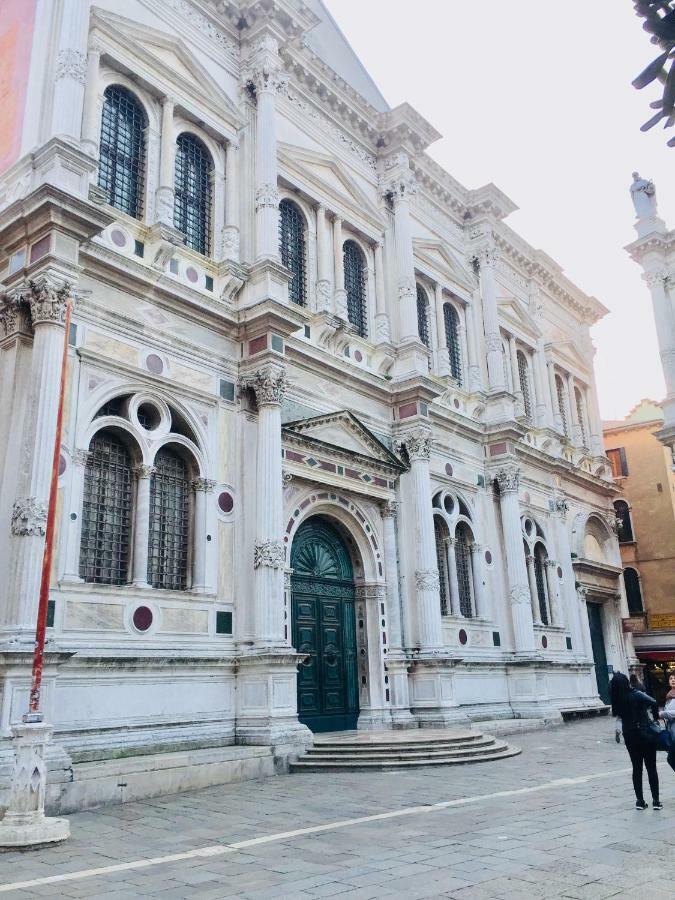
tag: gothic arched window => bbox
[79,431,133,585]
[614,500,634,543]
[455,523,473,617]
[278,199,307,306]
[148,447,190,590]
[343,240,367,338]
[444,303,462,385]
[575,387,587,446]
[416,284,430,348]
[555,374,569,437]
[534,542,549,625]
[98,85,145,219]
[517,350,532,421]
[624,568,644,615]
[174,133,212,255]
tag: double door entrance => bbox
[587,601,611,705]
[291,517,359,733]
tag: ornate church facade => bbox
[0,0,633,810]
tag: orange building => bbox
[603,400,675,703]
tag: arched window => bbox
[148,447,190,590]
[574,387,587,445]
[555,374,569,437]
[416,284,430,348]
[434,516,449,616]
[624,568,644,615]
[98,86,145,219]
[517,350,532,421]
[534,543,549,625]
[79,431,133,585]
[614,500,634,543]
[444,303,462,385]
[455,523,473,617]
[174,134,212,255]
[278,199,307,306]
[343,240,367,338]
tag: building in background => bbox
[603,400,675,704]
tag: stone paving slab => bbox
[1,720,675,898]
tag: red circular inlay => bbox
[218,492,234,513]
[459,629,468,645]
[542,635,548,649]
[354,350,363,363]
[146,354,163,374]
[557,566,563,579]
[133,606,153,632]
[186,266,199,284]
[111,229,127,247]
[445,463,453,477]
[485,550,492,565]
[58,454,67,476]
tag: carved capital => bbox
[134,464,156,480]
[470,543,483,555]
[553,497,569,519]
[509,584,531,606]
[254,539,285,569]
[55,48,87,84]
[545,559,558,569]
[355,583,387,601]
[381,499,399,519]
[22,280,70,327]
[0,296,31,339]
[242,366,287,406]
[192,477,216,493]
[11,498,47,536]
[255,183,281,211]
[643,268,670,288]
[72,448,91,467]
[245,36,287,95]
[495,467,520,494]
[396,428,432,461]
[415,569,440,591]
[398,276,416,302]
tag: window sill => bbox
[56,581,217,602]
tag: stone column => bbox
[51,0,90,142]
[381,501,403,651]
[434,284,450,376]
[192,477,215,592]
[156,97,176,226]
[475,244,505,391]
[248,37,285,262]
[545,560,562,626]
[468,293,484,391]
[526,554,542,625]
[373,241,390,342]
[567,374,582,446]
[547,359,564,432]
[389,168,418,343]
[585,385,603,456]
[222,140,240,261]
[508,335,523,411]
[245,366,287,647]
[332,216,348,319]
[61,449,89,582]
[562,373,574,441]
[458,320,469,388]
[80,46,101,157]
[398,428,444,651]
[470,544,488,618]
[534,340,552,427]
[315,204,331,312]
[445,537,461,617]
[644,269,675,428]
[552,497,587,658]
[495,467,535,653]
[131,465,155,588]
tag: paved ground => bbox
[1,719,675,899]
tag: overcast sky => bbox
[323,0,673,421]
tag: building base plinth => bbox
[408,655,469,728]
[0,816,70,849]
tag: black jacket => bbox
[620,689,659,737]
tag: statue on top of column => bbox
[630,172,658,219]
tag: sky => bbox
[323,0,673,421]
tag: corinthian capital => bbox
[245,35,287,95]
[381,499,399,519]
[643,268,670,288]
[472,244,499,270]
[242,366,287,406]
[0,295,31,339]
[396,427,432,461]
[22,280,71,327]
[495,467,520,494]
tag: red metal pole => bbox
[28,296,72,716]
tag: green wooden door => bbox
[587,602,610,705]
[291,517,359,733]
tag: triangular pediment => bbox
[413,239,475,293]
[283,411,403,469]
[497,298,542,340]
[91,9,243,130]
[278,144,384,229]
[548,337,592,374]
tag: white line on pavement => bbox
[0,767,630,894]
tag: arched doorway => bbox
[291,516,359,733]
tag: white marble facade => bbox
[0,0,635,807]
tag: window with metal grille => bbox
[343,240,367,338]
[517,350,532,421]
[614,500,634,543]
[534,544,549,625]
[278,199,307,306]
[416,284,430,347]
[174,134,212,256]
[455,523,473,617]
[574,387,587,445]
[624,568,643,614]
[79,431,133,585]
[555,374,569,437]
[434,517,449,616]
[98,86,145,219]
[444,304,462,385]
[148,447,190,590]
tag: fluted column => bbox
[508,335,523,412]
[332,216,348,319]
[80,46,101,157]
[495,467,535,653]
[585,384,603,456]
[475,244,505,391]
[644,269,675,429]
[51,0,90,142]
[434,284,450,376]
[547,359,563,432]
[534,340,552,427]
[526,554,542,625]
[192,477,215,592]
[61,449,89,582]
[315,204,331,312]
[552,497,587,657]
[244,366,287,647]
[470,544,488,618]
[373,241,390,342]
[222,141,240,261]
[156,97,176,226]
[381,501,403,650]
[132,465,155,587]
[382,157,418,342]
[398,428,444,650]
[545,560,562,626]
[468,292,484,391]
[567,374,582,446]
[446,537,461,617]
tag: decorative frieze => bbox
[192,477,216,493]
[11,498,47,537]
[415,569,440,590]
[254,540,285,570]
[509,585,532,606]
[284,90,376,171]
[133,465,156,480]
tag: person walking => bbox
[610,672,662,810]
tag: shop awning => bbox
[636,651,675,662]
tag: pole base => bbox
[0,816,70,849]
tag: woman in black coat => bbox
[610,671,661,810]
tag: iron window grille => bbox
[79,432,133,585]
[278,199,307,306]
[517,350,533,421]
[434,519,449,616]
[455,525,473,618]
[148,447,190,590]
[575,388,587,445]
[444,304,463,385]
[343,240,368,338]
[534,547,549,625]
[416,284,430,348]
[614,500,634,543]
[174,134,212,256]
[555,375,569,437]
[98,85,145,219]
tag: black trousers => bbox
[624,731,659,803]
